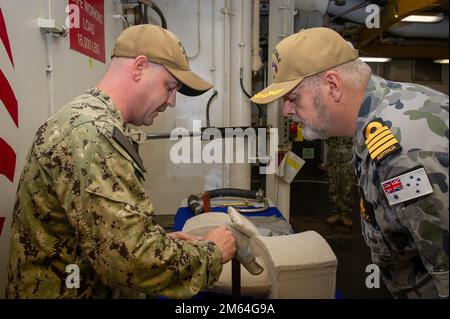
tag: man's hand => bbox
[168,232,204,241]
[204,226,236,264]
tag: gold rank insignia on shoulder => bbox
[364,118,402,165]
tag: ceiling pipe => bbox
[326,0,449,39]
[294,0,330,15]
[294,0,448,38]
[386,19,449,38]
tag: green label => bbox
[302,148,314,159]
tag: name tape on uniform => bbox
[381,167,433,206]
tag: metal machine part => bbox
[115,0,167,29]
[187,188,268,215]
[146,125,270,141]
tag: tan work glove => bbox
[182,208,264,275]
[227,206,264,275]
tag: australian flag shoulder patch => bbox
[381,166,434,206]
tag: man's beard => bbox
[299,92,329,140]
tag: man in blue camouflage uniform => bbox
[6,25,236,299]
[252,27,448,298]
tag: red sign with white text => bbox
[68,0,105,63]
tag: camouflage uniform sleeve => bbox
[54,124,223,298]
[379,151,449,298]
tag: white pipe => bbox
[240,0,245,66]
[265,0,294,221]
[252,0,263,74]
[229,0,252,190]
[188,0,201,59]
[234,0,251,125]
[327,0,378,24]
[45,0,55,116]
[211,0,216,85]
[223,0,231,128]
[279,0,293,38]
[113,14,129,28]
[387,19,449,39]
[222,0,231,187]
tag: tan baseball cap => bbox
[112,24,213,96]
[251,27,359,104]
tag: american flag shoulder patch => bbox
[381,166,433,206]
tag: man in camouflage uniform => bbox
[326,137,356,227]
[252,27,448,298]
[6,25,236,298]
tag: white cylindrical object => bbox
[230,0,251,127]
[388,19,449,39]
[211,0,216,84]
[45,0,54,116]
[252,0,263,74]
[228,0,252,189]
[265,0,295,220]
[222,0,232,187]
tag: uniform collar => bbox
[353,75,390,161]
[86,87,146,144]
[86,87,127,131]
